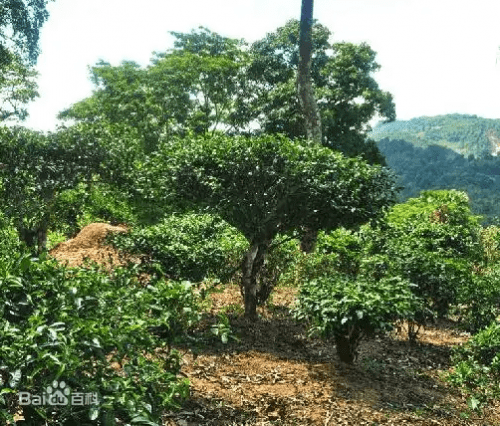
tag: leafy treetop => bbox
[159,132,399,243]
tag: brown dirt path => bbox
[165,284,499,426]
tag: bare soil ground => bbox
[49,223,500,426]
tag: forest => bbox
[1,2,500,425]
[369,115,500,225]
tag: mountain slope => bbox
[369,114,500,159]
[368,114,500,225]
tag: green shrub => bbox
[456,263,500,333]
[479,225,500,264]
[53,182,137,237]
[109,213,248,283]
[447,322,500,409]
[362,190,481,323]
[293,274,419,364]
[0,254,198,424]
[283,228,361,287]
[0,213,21,259]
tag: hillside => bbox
[368,114,500,224]
[369,114,500,159]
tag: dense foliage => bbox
[0,253,199,424]
[0,0,54,67]
[60,22,393,165]
[248,19,394,165]
[294,274,419,363]
[363,190,481,325]
[447,322,500,411]
[0,54,39,122]
[108,213,248,283]
[369,114,500,224]
[0,125,108,253]
[160,133,398,242]
[154,132,398,319]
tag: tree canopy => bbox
[0,53,39,121]
[0,0,54,68]
[59,22,394,164]
[153,132,398,319]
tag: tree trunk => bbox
[297,0,322,252]
[299,226,318,253]
[37,223,48,254]
[297,0,322,145]
[240,239,271,321]
[17,218,48,255]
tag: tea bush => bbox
[0,213,21,259]
[52,182,138,237]
[447,322,500,409]
[456,263,500,333]
[362,190,480,323]
[293,273,419,364]
[0,254,199,424]
[283,228,362,287]
[109,212,248,283]
[479,225,500,265]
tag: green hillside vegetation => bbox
[2,16,500,425]
[370,114,500,159]
[368,114,500,225]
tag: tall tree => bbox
[163,133,398,320]
[59,28,253,150]
[247,19,395,166]
[297,0,322,145]
[0,53,39,121]
[0,0,54,68]
[297,0,322,252]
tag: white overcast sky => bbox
[18,0,500,132]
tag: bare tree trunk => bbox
[299,226,318,253]
[297,0,321,253]
[297,0,322,145]
[240,239,271,321]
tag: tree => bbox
[0,53,39,122]
[160,133,399,320]
[0,0,54,68]
[0,124,108,254]
[59,28,253,152]
[297,0,322,252]
[297,0,322,145]
[247,19,395,166]
[58,59,182,153]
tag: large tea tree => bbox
[159,133,399,320]
[0,124,108,253]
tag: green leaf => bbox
[89,405,100,420]
[467,396,480,411]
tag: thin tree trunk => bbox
[297,0,322,145]
[297,0,322,253]
[299,226,318,253]
[240,239,271,321]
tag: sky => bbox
[16,0,500,132]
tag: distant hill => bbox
[369,114,500,159]
[367,114,500,225]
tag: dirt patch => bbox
[48,222,135,270]
[165,284,500,426]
